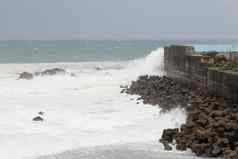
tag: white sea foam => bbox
[126,47,165,77]
[0,48,206,159]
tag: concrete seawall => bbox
[164,45,238,103]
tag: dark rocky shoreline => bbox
[122,75,238,159]
[122,75,194,112]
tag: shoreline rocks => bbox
[18,68,67,80]
[33,116,44,122]
[34,68,66,76]
[175,95,238,158]
[18,72,34,80]
[159,128,178,151]
[122,75,193,112]
[122,75,238,159]
[33,111,45,122]
[38,111,44,115]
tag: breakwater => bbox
[121,45,238,158]
[164,45,238,104]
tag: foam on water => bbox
[0,48,206,159]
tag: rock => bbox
[123,75,192,111]
[120,89,126,93]
[210,110,225,117]
[212,145,222,157]
[38,111,44,115]
[224,150,237,159]
[35,68,66,76]
[176,140,187,151]
[18,72,34,80]
[160,141,173,151]
[174,92,238,158]
[120,85,128,89]
[124,75,238,158]
[95,67,102,70]
[160,128,179,143]
[70,73,76,77]
[190,143,210,156]
[33,116,44,122]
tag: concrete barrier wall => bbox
[164,45,238,103]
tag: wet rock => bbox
[160,141,173,151]
[224,150,237,159]
[210,110,225,117]
[95,67,102,70]
[160,128,179,143]
[35,68,66,76]
[38,111,44,115]
[175,94,238,158]
[18,72,34,80]
[190,143,210,156]
[123,75,192,111]
[212,144,222,156]
[33,116,44,122]
[120,85,128,89]
[120,89,126,93]
[70,73,76,77]
[124,75,238,158]
[176,138,187,151]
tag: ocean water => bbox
[0,40,234,159]
[0,40,162,63]
[0,40,237,63]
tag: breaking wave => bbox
[0,48,199,159]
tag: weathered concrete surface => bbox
[164,45,238,103]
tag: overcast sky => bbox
[0,0,237,40]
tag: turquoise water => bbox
[0,40,160,63]
[0,40,237,63]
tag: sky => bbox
[0,0,237,40]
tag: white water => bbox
[0,48,207,159]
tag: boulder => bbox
[190,143,210,156]
[35,68,66,76]
[38,111,44,115]
[33,116,44,122]
[123,75,192,112]
[160,141,173,151]
[160,128,179,143]
[95,67,102,70]
[224,150,238,159]
[70,73,76,77]
[18,72,34,80]
[124,75,238,158]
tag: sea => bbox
[0,40,237,159]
